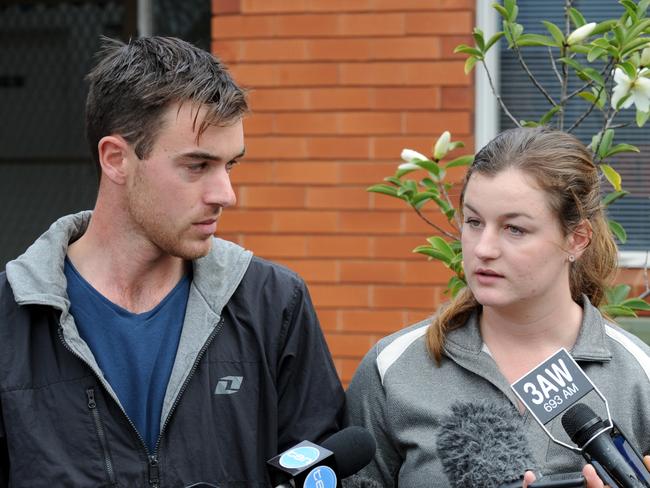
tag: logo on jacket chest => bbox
[214,375,243,395]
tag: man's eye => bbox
[226,160,240,172]
[188,163,208,172]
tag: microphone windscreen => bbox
[341,474,383,488]
[561,403,603,447]
[436,401,537,488]
[321,426,377,478]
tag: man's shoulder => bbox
[245,256,304,288]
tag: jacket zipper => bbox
[59,316,226,487]
[86,387,117,486]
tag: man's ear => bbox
[97,135,131,185]
[567,219,593,259]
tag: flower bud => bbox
[566,22,596,45]
[433,131,451,160]
[401,148,427,162]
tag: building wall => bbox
[211,0,476,384]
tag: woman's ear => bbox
[567,219,593,260]
[97,135,130,185]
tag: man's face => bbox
[125,103,244,260]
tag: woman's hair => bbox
[427,126,618,362]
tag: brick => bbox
[373,87,439,110]
[308,236,372,258]
[405,12,473,35]
[405,111,472,135]
[274,162,339,184]
[275,259,340,282]
[339,211,402,234]
[275,14,340,37]
[212,16,275,39]
[373,235,430,259]
[230,162,274,184]
[243,113,275,135]
[441,86,473,110]
[373,0,474,9]
[218,210,275,233]
[339,112,402,135]
[242,39,309,62]
[242,235,307,257]
[306,187,370,209]
[372,136,440,159]
[274,210,339,232]
[405,310,435,325]
[340,358,363,384]
[340,161,404,185]
[212,0,240,14]
[340,61,468,86]
[241,0,308,13]
[340,310,406,333]
[340,13,405,37]
[340,260,403,284]
[212,40,240,63]
[248,89,310,111]
[369,37,441,61]
[230,63,339,87]
[325,332,375,357]
[275,113,338,135]
[441,35,475,59]
[311,285,370,308]
[306,137,371,159]
[372,285,438,309]
[307,39,373,61]
[371,194,409,210]
[403,260,453,285]
[309,88,374,110]
[316,309,339,332]
[244,136,308,160]
[238,185,305,208]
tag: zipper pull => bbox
[148,455,160,486]
[86,388,96,409]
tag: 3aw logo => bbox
[214,376,243,395]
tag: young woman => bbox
[347,127,650,488]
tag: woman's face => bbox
[461,167,574,311]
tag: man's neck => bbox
[67,213,188,314]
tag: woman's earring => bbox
[568,254,576,262]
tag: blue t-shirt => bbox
[64,258,190,452]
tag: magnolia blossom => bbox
[400,148,427,162]
[611,68,650,113]
[433,131,451,160]
[566,22,596,45]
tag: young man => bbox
[0,37,344,487]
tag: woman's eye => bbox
[506,225,525,236]
[464,218,481,228]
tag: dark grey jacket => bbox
[0,212,344,487]
[347,300,650,487]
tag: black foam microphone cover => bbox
[321,426,377,478]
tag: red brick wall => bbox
[212,0,476,384]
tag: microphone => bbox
[267,426,376,488]
[436,401,538,488]
[561,403,650,488]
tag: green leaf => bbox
[621,37,650,57]
[448,141,465,152]
[395,163,420,178]
[367,184,399,197]
[454,45,484,57]
[446,275,467,298]
[384,176,402,186]
[569,7,586,28]
[578,91,597,104]
[504,0,516,21]
[606,283,632,305]
[445,155,474,169]
[516,33,558,47]
[411,192,436,209]
[604,143,640,158]
[412,159,441,176]
[601,190,629,207]
[559,57,584,71]
[539,105,561,125]
[637,110,650,127]
[591,20,617,36]
[413,246,452,264]
[426,236,455,261]
[485,31,505,52]
[621,0,639,19]
[581,68,604,87]
[492,3,510,20]
[473,28,485,51]
[621,298,650,311]
[520,119,539,127]
[619,61,637,80]
[608,219,627,243]
[601,305,637,318]
[464,56,478,75]
[597,129,615,159]
[587,46,607,62]
[600,163,622,191]
[543,21,565,45]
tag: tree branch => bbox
[479,59,521,127]
[413,206,459,241]
[548,46,563,84]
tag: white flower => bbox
[567,22,596,45]
[433,131,451,160]
[400,148,427,162]
[611,68,650,113]
[641,47,650,66]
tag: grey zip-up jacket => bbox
[0,212,344,487]
[347,300,650,487]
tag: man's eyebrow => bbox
[464,202,534,220]
[179,147,246,162]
